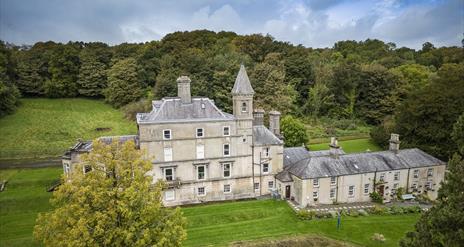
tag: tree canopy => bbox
[34,140,186,247]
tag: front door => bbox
[378,185,385,196]
[285,185,291,199]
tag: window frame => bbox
[379,173,386,182]
[223,144,230,157]
[263,147,270,157]
[313,191,318,199]
[197,165,206,180]
[196,128,204,138]
[427,168,433,177]
[268,181,274,189]
[241,102,248,112]
[413,169,419,178]
[330,176,337,185]
[164,147,173,162]
[262,163,270,174]
[223,163,231,178]
[254,182,260,191]
[223,184,231,193]
[313,178,319,187]
[394,171,400,181]
[425,181,433,190]
[197,187,206,196]
[364,183,369,194]
[330,188,336,199]
[164,168,174,181]
[348,185,355,197]
[163,129,172,140]
[223,126,230,136]
[164,190,175,201]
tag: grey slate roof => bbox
[137,97,234,124]
[253,125,283,146]
[231,65,255,95]
[307,149,346,157]
[65,135,139,155]
[277,148,445,181]
[275,170,293,182]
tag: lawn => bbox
[0,98,137,160]
[0,167,62,247]
[183,199,417,246]
[0,167,418,247]
[309,138,382,154]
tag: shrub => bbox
[404,205,422,213]
[396,187,405,201]
[371,233,386,242]
[370,191,384,204]
[389,206,405,215]
[369,205,387,215]
[296,210,316,220]
[358,209,369,216]
[349,210,360,217]
[122,99,152,120]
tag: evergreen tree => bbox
[34,140,187,246]
[105,58,144,107]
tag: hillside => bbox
[0,98,136,160]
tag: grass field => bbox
[0,98,137,160]
[1,167,418,247]
[0,167,62,247]
[309,138,382,154]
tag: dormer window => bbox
[241,102,247,112]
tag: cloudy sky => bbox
[1,0,462,49]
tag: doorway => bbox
[285,185,291,199]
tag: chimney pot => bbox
[177,76,191,104]
[389,133,400,152]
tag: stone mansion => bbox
[62,65,446,207]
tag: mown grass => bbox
[0,168,417,247]
[0,167,62,247]
[183,199,418,247]
[309,138,382,154]
[0,98,136,160]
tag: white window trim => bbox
[427,168,433,177]
[263,147,270,157]
[223,184,231,194]
[196,128,204,138]
[348,185,355,197]
[394,172,400,181]
[313,178,319,187]
[223,126,230,136]
[330,188,336,199]
[254,182,260,191]
[262,163,270,174]
[313,191,319,199]
[197,187,206,196]
[223,144,230,157]
[330,177,337,185]
[223,163,231,178]
[164,190,175,201]
[241,102,248,112]
[163,129,172,140]
[364,184,370,194]
[379,173,386,182]
[164,147,173,162]
[197,165,206,180]
[413,169,419,178]
[164,168,175,181]
[268,181,274,189]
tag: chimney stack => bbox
[253,109,265,126]
[389,133,400,153]
[329,137,341,158]
[269,110,281,136]
[177,76,191,104]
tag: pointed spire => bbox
[231,64,255,95]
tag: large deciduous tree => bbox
[34,140,187,247]
[281,115,309,147]
[105,58,144,107]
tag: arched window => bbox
[241,102,247,112]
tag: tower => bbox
[231,64,254,120]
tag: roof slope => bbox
[137,98,234,123]
[253,125,283,145]
[278,148,445,180]
[231,65,255,95]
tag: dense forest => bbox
[0,30,463,160]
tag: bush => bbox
[389,206,405,215]
[122,99,152,120]
[370,191,384,204]
[358,209,369,216]
[403,206,422,213]
[349,210,360,217]
[396,187,405,201]
[296,210,316,220]
[369,205,387,215]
